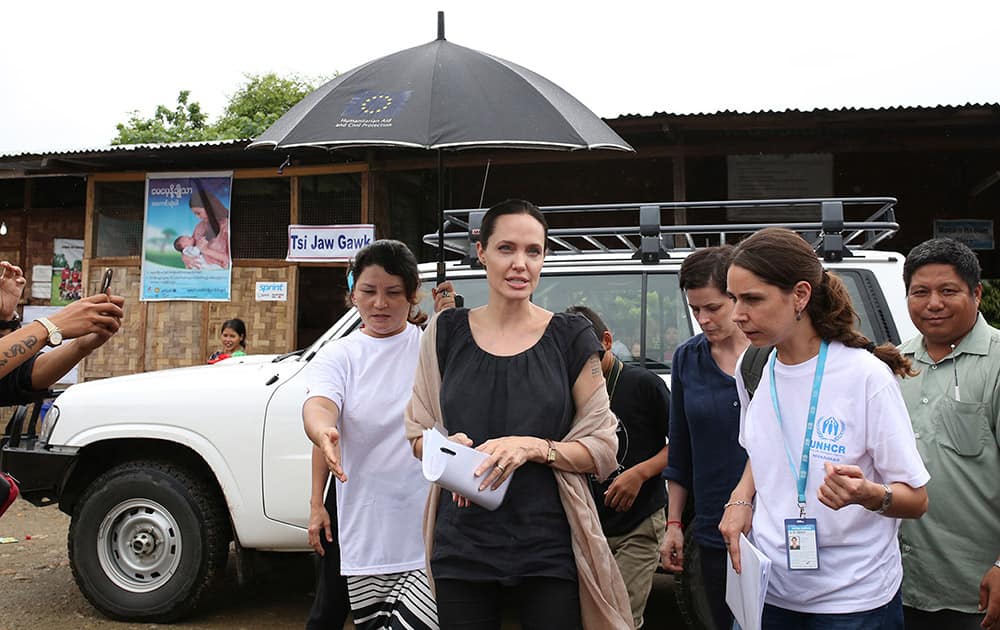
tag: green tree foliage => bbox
[213,73,317,139]
[113,91,211,144]
[981,279,1000,328]
[111,73,325,145]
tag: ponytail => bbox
[808,271,916,377]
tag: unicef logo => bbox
[816,416,846,442]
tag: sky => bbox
[2,0,999,156]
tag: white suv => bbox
[0,197,916,622]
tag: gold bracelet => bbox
[723,500,753,509]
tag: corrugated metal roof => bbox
[3,102,1000,161]
[609,102,1000,120]
[0,138,252,160]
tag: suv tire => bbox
[68,461,228,622]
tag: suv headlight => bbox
[39,404,60,444]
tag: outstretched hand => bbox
[320,426,347,483]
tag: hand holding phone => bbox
[100,268,114,295]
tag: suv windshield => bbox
[417,271,690,373]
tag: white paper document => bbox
[421,428,512,511]
[726,532,771,630]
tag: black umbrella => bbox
[249,12,633,281]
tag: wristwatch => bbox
[545,439,557,465]
[871,483,893,514]
[36,317,63,347]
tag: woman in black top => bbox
[411,199,624,629]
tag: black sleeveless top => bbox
[430,309,602,584]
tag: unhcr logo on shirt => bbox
[811,416,847,458]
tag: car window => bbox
[830,269,899,344]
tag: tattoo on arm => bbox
[589,355,601,377]
[1,337,36,363]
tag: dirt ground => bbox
[0,498,317,630]
[1,498,681,630]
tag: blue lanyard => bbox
[768,340,828,519]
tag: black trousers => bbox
[434,577,581,630]
[699,543,735,630]
[304,482,350,630]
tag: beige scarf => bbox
[404,312,634,630]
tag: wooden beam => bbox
[234,163,367,179]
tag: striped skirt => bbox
[347,569,438,630]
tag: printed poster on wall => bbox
[51,238,84,306]
[140,172,233,301]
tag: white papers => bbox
[726,533,771,630]
[32,265,53,281]
[421,428,512,511]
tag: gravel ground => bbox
[0,498,681,630]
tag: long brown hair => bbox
[731,227,915,377]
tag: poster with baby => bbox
[140,172,233,301]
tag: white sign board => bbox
[255,281,288,302]
[286,224,375,262]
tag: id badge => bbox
[784,518,819,570]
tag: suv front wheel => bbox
[68,460,229,622]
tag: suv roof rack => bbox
[422,197,898,264]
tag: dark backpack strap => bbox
[741,345,773,399]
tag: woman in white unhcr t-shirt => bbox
[719,228,930,630]
[303,240,445,630]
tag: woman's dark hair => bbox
[679,245,736,292]
[349,239,425,324]
[731,227,914,377]
[903,237,982,292]
[220,318,247,348]
[190,182,230,240]
[480,199,548,247]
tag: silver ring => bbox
[439,289,450,298]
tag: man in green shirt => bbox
[898,238,1000,630]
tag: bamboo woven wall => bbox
[80,264,296,377]
[205,266,295,360]
[79,265,143,379]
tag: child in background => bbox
[208,318,247,364]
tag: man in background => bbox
[897,238,1000,630]
[570,305,669,629]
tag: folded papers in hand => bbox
[421,428,512,511]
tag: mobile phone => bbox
[100,268,114,294]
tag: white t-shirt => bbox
[736,341,930,614]
[303,323,428,575]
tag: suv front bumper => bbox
[0,439,77,507]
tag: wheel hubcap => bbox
[97,498,183,593]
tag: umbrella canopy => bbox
[249,29,632,152]
[250,13,633,281]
